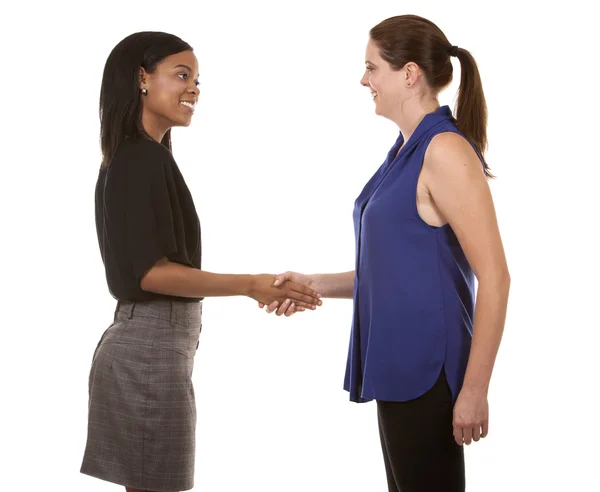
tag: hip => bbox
[96,299,203,360]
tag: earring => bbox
[141,88,148,95]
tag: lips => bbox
[180,100,196,112]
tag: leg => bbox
[376,369,465,492]
[378,408,401,492]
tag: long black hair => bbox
[99,31,193,167]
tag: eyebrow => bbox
[174,64,193,71]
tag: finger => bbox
[287,291,321,306]
[453,427,463,446]
[290,300,319,310]
[258,302,265,308]
[276,299,291,316]
[481,420,489,438]
[272,271,291,287]
[462,427,473,446]
[472,425,482,442]
[285,303,295,317]
[288,282,322,303]
[265,301,279,314]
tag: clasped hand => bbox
[256,271,316,316]
[250,273,321,312]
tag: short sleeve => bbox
[125,145,178,283]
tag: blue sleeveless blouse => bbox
[344,106,480,403]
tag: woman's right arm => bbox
[140,258,322,309]
[299,271,355,299]
[116,148,321,308]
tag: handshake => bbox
[252,271,321,317]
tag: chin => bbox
[374,104,389,119]
[171,117,193,128]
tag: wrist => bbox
[308,274,325,296]
[239,274,255,297]
[461,378,490,394]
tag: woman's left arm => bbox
[424,132,511,446]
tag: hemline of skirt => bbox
[79,466,194,492]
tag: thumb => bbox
[272,271,292,287]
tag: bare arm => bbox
[425,132,510,445]
[141,258,322,308]
[260,270,354,315]
[425,132,510,393]
[305,271,355,299]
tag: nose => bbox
[360,71,370,87]
[187,83,200,96]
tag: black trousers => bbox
[377,369,465,492]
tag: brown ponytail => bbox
[453,48,492,178]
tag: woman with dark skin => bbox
[80,32,321,492]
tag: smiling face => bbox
[360,38,409,120]
[139,50,200,132]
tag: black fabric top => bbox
[95,136,202,302]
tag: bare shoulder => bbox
[424,132,483,177]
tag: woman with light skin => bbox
[260,14,510,492]
[80,31,322,492]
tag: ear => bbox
[138,67,148,90]
[404,62,419,87]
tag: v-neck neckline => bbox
[355,105,453,209]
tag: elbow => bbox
[139,257,170,292]
[140,274,153,292]
[500,266,511,290]
[479,266,511,294]
[499,271,511,299]
[140,270,158,292]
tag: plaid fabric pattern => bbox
[80,299,202,492]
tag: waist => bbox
[115,299,202,327]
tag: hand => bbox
[452,386,489,446]
[249,274,321,310]
[258,271,319,317]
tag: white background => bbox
[1,0,598,491]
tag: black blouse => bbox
[95,136,202,302]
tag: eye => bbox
[177,73,189,81]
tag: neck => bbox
[141,111,170,143]
[391,96,440,143]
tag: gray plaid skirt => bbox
[80,299,202,492]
